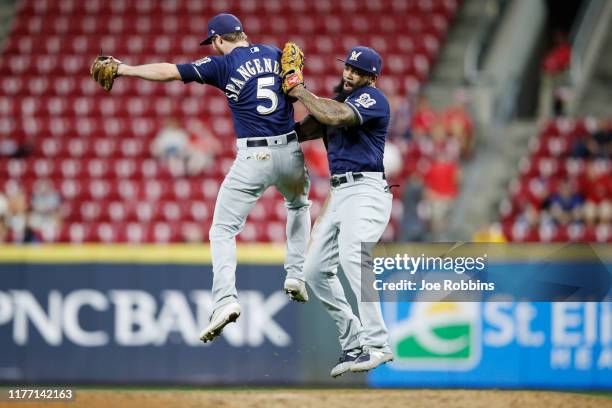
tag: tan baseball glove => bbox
[280,42,304,94]
[90,55,122,92]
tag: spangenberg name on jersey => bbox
[225,58,280,101]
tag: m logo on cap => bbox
[349,51,362,61]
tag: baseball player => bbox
[90,13,311,343]
[282,45,393,376]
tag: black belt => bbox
[330,173,363,187]
[330,172,386,187]
[246,132,297,147]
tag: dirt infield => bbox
[2,389,609,408]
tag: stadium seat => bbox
[0,0,460,242]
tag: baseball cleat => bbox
[199,302,241,343]
[284,277,309,302]
[330,347,362,378]
[350,347,393,372]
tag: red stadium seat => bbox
[0,0,461,243]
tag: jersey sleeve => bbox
[176,56,225,87]
[344,89,388,125]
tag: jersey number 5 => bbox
[256,76,278,115]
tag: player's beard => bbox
[333,79,351,102]
[333,78,371,102]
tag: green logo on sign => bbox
[388,303,481,370]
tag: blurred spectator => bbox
[600,200,612,225]
[571,134,603,159]
[541,32,572,75]
[578,160,612,227]
[394,90,476,239]
[184,119,221,176]
[0,139,19,157]
[526,176,552,208]
[515,202,546,229]
[539,31,572,117]
[399,178,428,241]
[578,160,609,204]
[151,118,190,176]
[29,180,62,241]
[503,117,612,241]
[5,185,31,243]
[442,90,475,158]
[418,121,460,162]
[423,152,461,234]
[0,136,33,158]
[411,95,437,139]
[591,118,612,156]
[571,119,612,159]
[388,94,412,140]
[544,180,583,226]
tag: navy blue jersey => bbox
[326,86,390,175]
[176,44,295,138]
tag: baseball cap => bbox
[200,13,243,45]
[337,46,383,76]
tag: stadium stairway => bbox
[0,0,17,48]
[436,0,545,240]
[442,120,535,240]
[415,0,510,240]
[423,0,484,109]
[577,13,612,117]
[406,0,494,241]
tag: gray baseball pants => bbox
[209,136,311,311]
[304,173,392,350]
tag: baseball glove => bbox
[280,42,304,94]
[90,55,122,92]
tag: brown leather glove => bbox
[90,55,122,92]
[280,42,304,94]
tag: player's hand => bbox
[90,55,122,92]
[280,42,305,94]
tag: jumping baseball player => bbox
[281,45,393,376]
[90,13,311,343]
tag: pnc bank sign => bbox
[0,289,291,348]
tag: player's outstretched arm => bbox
[118,63,181,82]
[289,85,359,127]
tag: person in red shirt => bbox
[542,32,572,74]
[539,31,572,117]
[423,151,461,234]
[442,90,475,158]
[411,95,438,138]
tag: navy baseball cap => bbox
[338,46,383,76]
[200,13,243,45]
